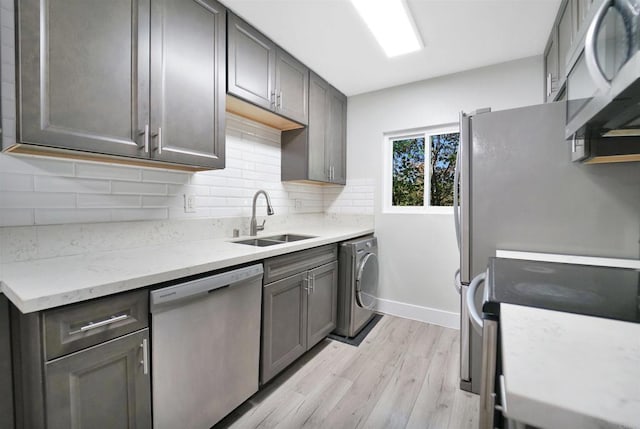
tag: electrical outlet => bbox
[184,194,196,213]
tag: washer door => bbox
[355,252,379,310]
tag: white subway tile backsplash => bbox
[35,209,111,225]
[0,172,33,191]
[141,169,189,184]
[196,196,227,207]
[0,112,371,226]
[168,184,210,196]
[78,194,141,209]
[112,181,167,195]
[76,163,140,181]
[141,195,182,208]
[0,208,34,226]
[1,191,76,208]
[0,155,75,176]
[34,176,110,193]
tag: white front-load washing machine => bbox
[334,235,379,337]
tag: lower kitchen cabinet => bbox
[46,330,151,429]
[0,294,14,429]
[261,245,338,384]
[261,273,308,383]
[306,261,338,348]
[11,289,151,429]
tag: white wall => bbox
[348,56,544,328]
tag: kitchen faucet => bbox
[250,190,274,236]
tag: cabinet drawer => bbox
[44,290,148,360]
[264,244,337,284]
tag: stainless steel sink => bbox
[231,234,316,247]
[261,234,316,242]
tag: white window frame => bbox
[382,123,459,214]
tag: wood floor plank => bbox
[405,328,460,429]
[361,354,432,429]
[215,315,479,429]
[319,349,399,429]
[273,374,353,429]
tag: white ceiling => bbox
[221,0,562,96]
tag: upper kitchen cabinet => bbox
[544,0,593,102]
[544,27,560,102]
[282,72,346,184]
[227,12,309,127]
[13,0,226,170]
[557,0,574,81]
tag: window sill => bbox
[382,206,454,215]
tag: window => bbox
[383,125,459,213]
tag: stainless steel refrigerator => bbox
[453,101,640,394]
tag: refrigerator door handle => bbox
[460,283,470,381]
[459,112,471,284]
[454,268,461,294]
[467,272,486,333]
[453,115,462,251]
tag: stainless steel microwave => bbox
[566,0,640,163]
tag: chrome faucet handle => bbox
[256,219,266,231]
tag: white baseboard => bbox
[375,298,460,330]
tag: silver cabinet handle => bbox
[271,92,276,109]
[140,338,149,375]
[72,314,130,334]
[302,274,311,295]
[466,272,486,333]
[310,274,315,294]
[153,127,163,155]
[585,0,613,92]
[278,91,283,109]
[139,124,149,153]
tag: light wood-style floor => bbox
[215,315,479,429]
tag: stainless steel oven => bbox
[470,256,640,429]
[566,0,640,149]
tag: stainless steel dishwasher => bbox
[150,264,263,429]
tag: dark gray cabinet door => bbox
[227,13,276,111]
[306,261,338,350]
[544,29,559,102]
[281,72,347,184]
[275,50,309,125]
[18,0,150,158]
[327,88,347,185]
[45,329,151,429]
[557,0,574,81]
[149,0,226,168]
[307,73,330,182]
[0,295,14,429]
[261,273,308,384]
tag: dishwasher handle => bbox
[150,264,263,312]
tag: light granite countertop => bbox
[0,223,373,313]
[501,303,640,429]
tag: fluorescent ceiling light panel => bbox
[350,0,423,57]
